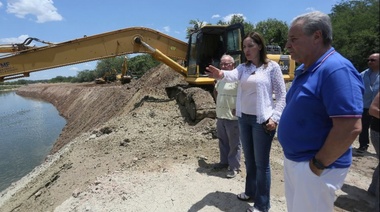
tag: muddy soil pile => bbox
[0,64,377,212]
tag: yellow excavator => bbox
[94,68,117,84]
[0,24,295,121]
[94,57,131,84]
[116,56,132,84]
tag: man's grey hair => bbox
[221,54,235,63]
[291,11,333,46]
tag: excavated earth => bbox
[0,64,377,212]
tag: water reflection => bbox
[0,91,66,192]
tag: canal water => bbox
[0,91,66,192]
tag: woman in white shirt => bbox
[206,31,286,212]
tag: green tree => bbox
[216,14,255,35]
[128,54,160,78]
[76,69,96,82]
[95,56,125,80]
[186,15,255,39]
[50,76,66,83]
[330,0,379,72]
[216,14,245,25]
[186,19,208,39]
[254,19,289,51]
[232,15,255,35]
[72,54,159,82]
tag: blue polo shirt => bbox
[277,48,364,168]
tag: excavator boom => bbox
[0,27,188,81]
[0,25,295,122]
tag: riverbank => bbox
[0,64,377,211]
[0,85,22,91]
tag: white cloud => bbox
[223,13,246,22]
[69,66,79,71]
[306,7,316,12]
[0,2,3,8]
[6,0,63,23]
[83,63,94,67]
[0,34,30,44]
[163,26,170,33]
[211,14,220,19]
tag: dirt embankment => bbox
[16,64,187,154]
[0,64,377,212]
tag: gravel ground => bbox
[0,64,377,212]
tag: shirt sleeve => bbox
[321,67,364,117]
[222,64,242,82]
[270,62,287,123]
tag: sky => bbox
[0,0,340,81]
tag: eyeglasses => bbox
[220,62,233,67]
[367,59,377,62]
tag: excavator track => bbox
[166,86,216,122]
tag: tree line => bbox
[1,0,378,86]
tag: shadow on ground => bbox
[334,184,376,212]
[188,191,251,212]
[352,149,377,158]
[196,159,231,178]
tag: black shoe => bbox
[356,146,368,153]
[212,163,228,170]
[368,189,376,197]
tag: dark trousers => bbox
[359,108,371,148]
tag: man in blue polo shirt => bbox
[277,11,364,212]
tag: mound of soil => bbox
[0,64,377,212]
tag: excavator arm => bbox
[0,27,188,81]
[0,37,54,54]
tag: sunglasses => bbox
[367,59,377,62]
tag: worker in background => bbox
[356,53,379,153]
[277,11,364,211]
[213,54,241,179]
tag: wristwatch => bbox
[312,156,327,170]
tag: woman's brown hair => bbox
[244,32,268,67]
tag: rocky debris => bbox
[0,63,377,212]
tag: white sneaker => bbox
[247,207,263,212]
[226,169,238,178]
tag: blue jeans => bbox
[239,113,274,212]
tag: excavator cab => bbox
[185,23,245,85]
[162,24,245,122]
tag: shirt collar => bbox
[295,47,336,77]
